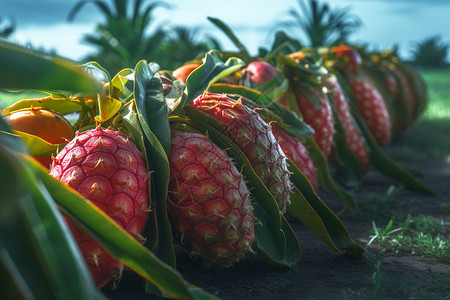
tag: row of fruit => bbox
[0,24,433,300]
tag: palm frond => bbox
[68,0,113,21]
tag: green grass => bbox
[390,68,450,161]
[367,214,450,263]
[341,261,450,300]
[420,68,450,121]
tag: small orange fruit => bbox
[172,63,201,83]
[5,107,74,144]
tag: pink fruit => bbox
[347,70,392,146]
[383,71,399,102]
[326,74,370,172]
[270,124,319,191]
[49,126,150,288]
[191,93,292,213]
[244,61,277,86]
[293,85,335,158]
[167,130,254,266]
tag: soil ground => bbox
[104,122,450,300]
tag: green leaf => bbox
[207,17,251,62]
[286,159,365,257]
[304,136,357,216]
[209,83,314,138]
[134,60,171,155]
[266,30,303,59]
[28,156,215,300]
[94,94,122,123]
[329,99,364,187]
[0,40,97,93]
[81,61,111,89]
[2,95,87,115]
[133,61,175,271]
[182,50,245,108]
[354,114,436,195]
[0,125,105,300]
[13,130,61,157]
[137,114,176,268]
[110,68,134,102]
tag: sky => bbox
[2,0,450,62]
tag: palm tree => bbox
[68,0,171,73]
[411,35,449,67]
[157,26,221,69]
[280,0,362,47]
[0,16,15,39]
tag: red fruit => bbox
[270,124,319,191]
[49,126,150,288]
[329,45,363,73]
[191,93,292,213]
[326,74,370,172]
[167,130,254,266]
[293,85,335,158]
[244,61,277,86]
[347,70,392,146]
[383,71,399,101]
[173,63,201,83]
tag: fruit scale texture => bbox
[190,92,292,213]
[49,125,150,288]
[167,130,255,267]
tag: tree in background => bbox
[280,0,362,47]
[411,35,449,68]
[0,16,15,39]
[68,0,171,74]
[157,26,221,70]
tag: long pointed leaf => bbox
[287,159,365,257]
[209,83,314,138]
[207,17,251,62]
[134,61,171,154]
[182,50,245,108]
[304,136,357,216]
[0,41,97,93]
[354,114,436,195]
[0,127,104,300]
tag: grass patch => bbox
[388,68,450,161]
[367,214,450,263]
[391,119,450,161]
[420,68,450,121]
[341,261,450,300]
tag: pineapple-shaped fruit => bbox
[330,45,392,146]
[49,126,150,288]
[190,93,292,213]
[325,73,370,172]
[167,130,254,266]
[270,124,319,191]
[293,84,335,158]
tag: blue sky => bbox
[3,0,450,62]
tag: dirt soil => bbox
[104,123,450,300]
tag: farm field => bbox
[1,62,449,300]
[99,68,450,299]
